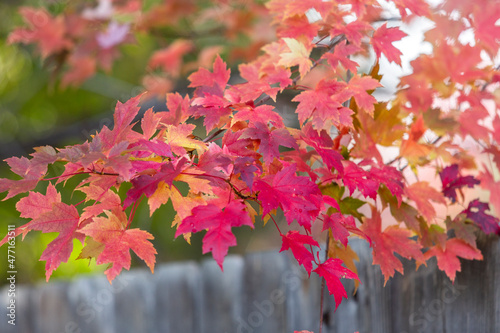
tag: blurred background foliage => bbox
[0,0,277,286]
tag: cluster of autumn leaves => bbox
[1,0,499,311]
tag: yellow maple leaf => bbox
[278,38,313,79]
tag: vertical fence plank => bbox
[239,251,289,333]
[34,282,75,333]
[113,270,157,333]
[66,275,117,333]
[153,261,202,333]
[200,255,244,333]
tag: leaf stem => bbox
[319,231,331,333]
[269,214,282,236]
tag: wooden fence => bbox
[1,236,499,333]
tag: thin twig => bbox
[203,128,225,143]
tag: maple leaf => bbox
[191,89,232,133]
[124,156,190,207]
[253,164,322,230]
[283,0,334,19]
[301,123,344,174]
[164,123,207,156]
[360,206,424,284]
[277,15,320,42]
[0,184,83,281]
[330,20,372,47]
[321,40,360,73]
[314,257,359,311]
[458,107,490,142]
[159,92,192,126]
[341,161,378,200]
[8,7,72,58]
[439,164,480,203]
[242,122,298,164]
[62,55,97,87]
[188,54,230,90]
[148,39,193,77]
[78,183,122,221]
[369,164,404,206]
[423,238,482,282]
[232,104,285,128]
[0,145,58,200]
[392,0,430,19]
[446,215,477,248]
[328,240,360,292]
[279,230,319,275]
[471,1,500,54]
[371,23,407,65]
[406,181,446,222]
[477,168,500,217]
[277,38,313,79]
[462,199,500,235]
[322,213,365,247]
[346,75,381,116]
[175,201,253,269]
[293,79,352,129]
[98,95,143,150]
[80,208,157,282]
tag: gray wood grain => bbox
[0,236,498,333]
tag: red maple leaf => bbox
[78,183,122,221]
[81,208,157,282]
[279,230,319,275]
[175,201,253,269]
[8,7,72,58]
[478,168,500,218]
[368,163,404,206]
[371,23,407,65]
[124,156,190,207]
[253,164,322,230]
[321,40,360,73]
[191,89,232,133]
[98,94,143,150]
[242,122,298,164]
[346,75,381,115]
[292,79,352,129]
[188,54,230,90]
[0,184,83,280]
[423,238,482,282]
[360,206,424,284]
[159,92,192,126]
[341,161,378,200]
[472,1,500,54]
[148,39,193,77]
[283,0,334,19]
[322,213,366,247]
[314,257,359,311]
[406,181,446,221]
[392,0,430,19]
[439,164,480,203]
[0,145,58,199]
[301,123,344,174]
[232,104,285,128]
[330,20,372,46]
[462,199,500,235]
[0,156,45,200]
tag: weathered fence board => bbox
[1,236,499,333]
